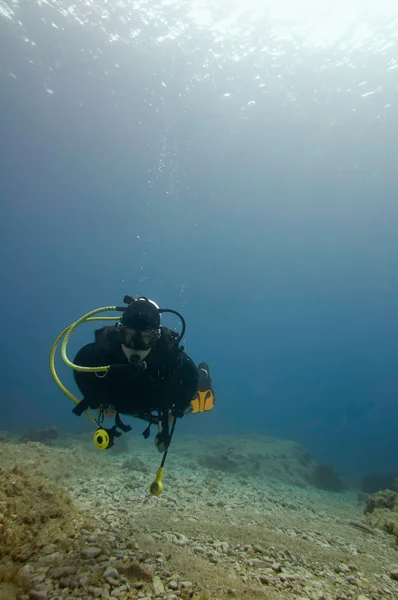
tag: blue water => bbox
[1,0,398,480]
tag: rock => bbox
[104,566,120,580]
[272,562,282,573]
[168,581,178,590]
[152,576,165,595]
[29,592,48,600]
[310,464,348,493]
[117,561,152,582]
[390,569,398,581]
[334,564,350,574]
[39,552,63,564]
[81,546,103,559]
[20,426,58,444]
[79,575,90,587]
[173,533,188,546]
[132,582,145,589]
[249,559,271,568]
[51,566,77,579]
[19,565,34,581]
[41,544,58,555]
[280,573,297,582]
[59,577,72,588]
[87,588,103,598]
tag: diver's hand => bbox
[129,355,147,378]
[172,404,192,419]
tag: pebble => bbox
[87,587,103,598]
[59,576,72,588]
[50,566,77,580]
[335,564,351,574]
[81,546,103,559]
[152,576,165,595]
[168,581,178,590]
[79,575,90,587]
[279,572,296,581]
[104,566,120,580]
[38,552,62,564]
[28,592,48,600]
[249,558,272,568]
[174,533,188,547]
[389,569,398,581]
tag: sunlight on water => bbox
[3,0,398,55]
[2,0,397,187]
[2,0,397,108]
[0,1,14,20]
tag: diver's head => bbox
[120,298,161,351]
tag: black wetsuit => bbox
[73,326,198,417]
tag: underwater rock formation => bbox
[0,464,86,596]
[359,471,398,494]
[363,489,398,544]
[309,464,348,493]
[192,434,318,487]
[20,425,58,444]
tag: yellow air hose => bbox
[49,307,122,421]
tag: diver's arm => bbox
[73,343,112,409]
[169,353,199,417]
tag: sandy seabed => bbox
[1,431,398,600]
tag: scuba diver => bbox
[71,296,215,453]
